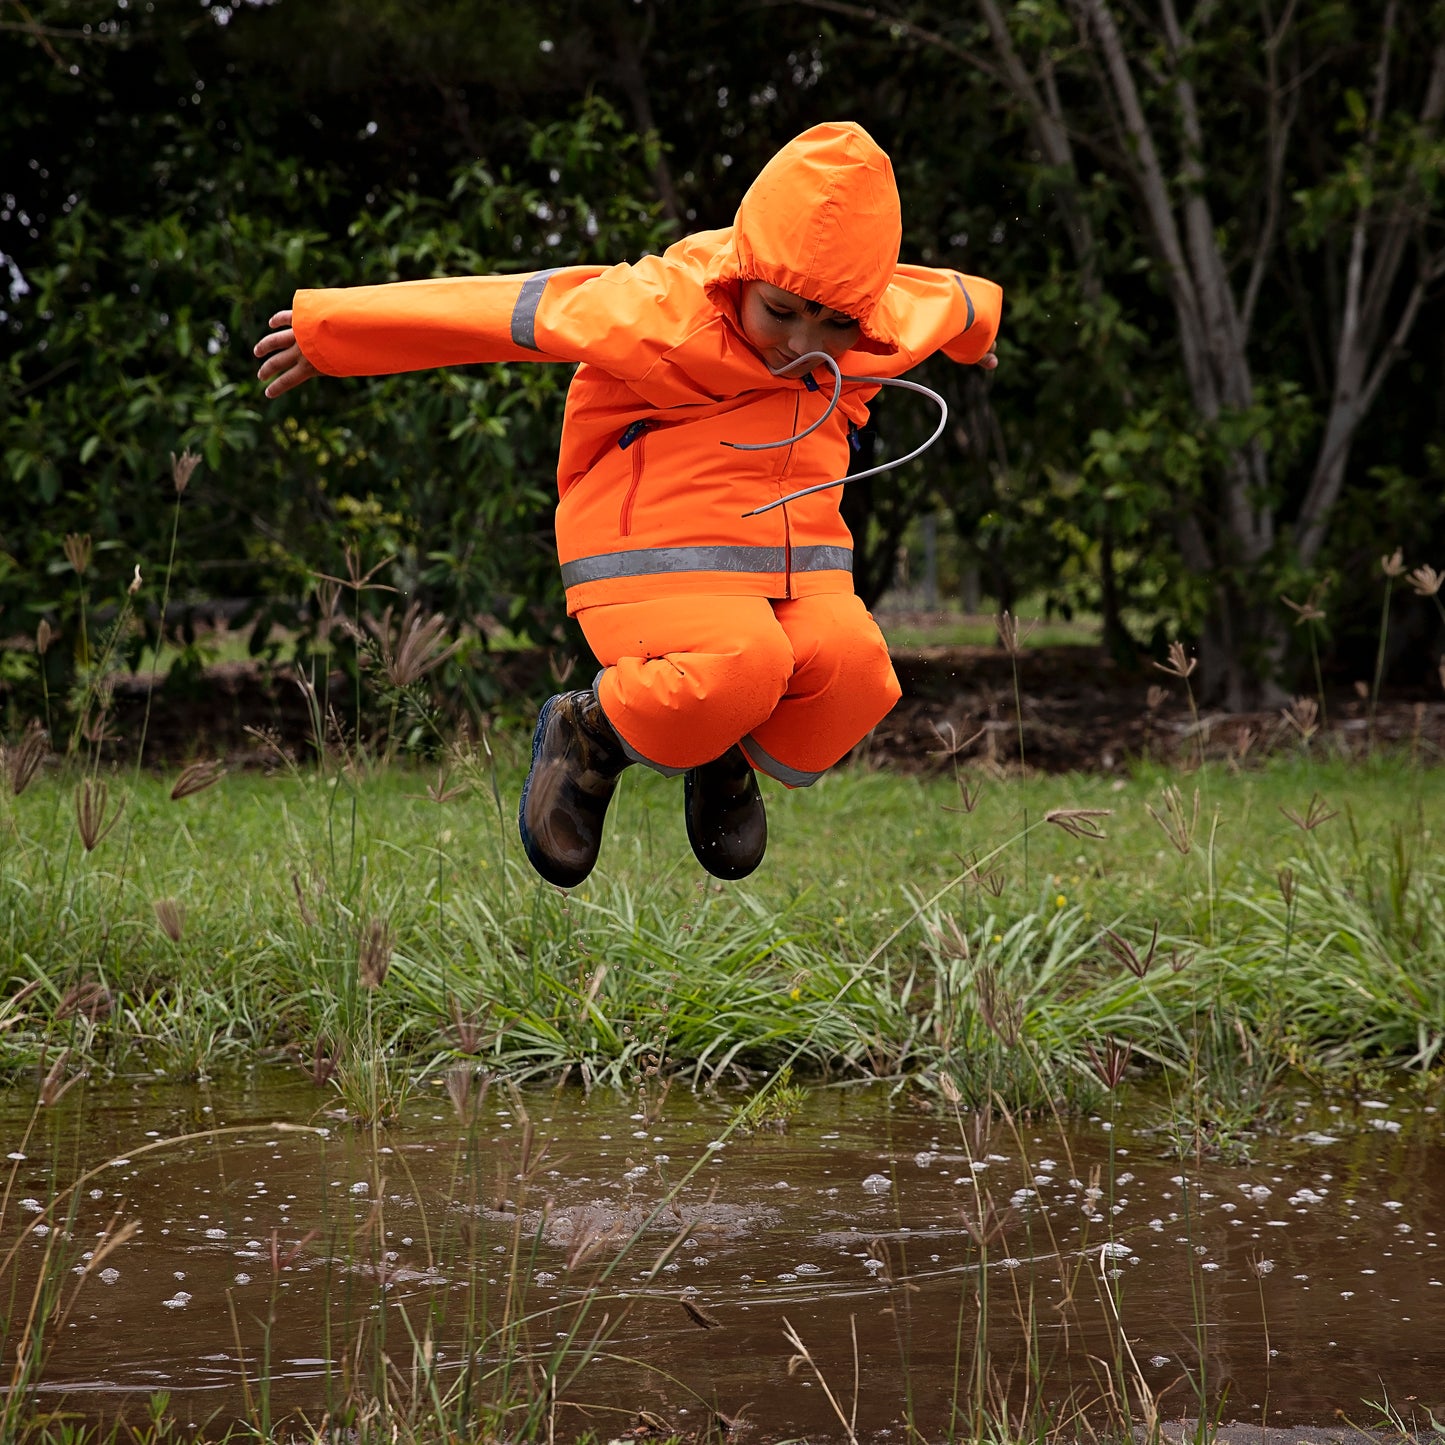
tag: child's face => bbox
[738,281,861,373]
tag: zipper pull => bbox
[618,420,650,450]
[802,371,820,393]
[847,420,862,452]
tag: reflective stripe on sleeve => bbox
[510,269,567,350]
[954,275,976,330]
[560,544,851,589]
[742,734,826,788]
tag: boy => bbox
[254,121,1001,888]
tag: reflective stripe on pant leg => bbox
[740,734,826,788]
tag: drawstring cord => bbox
[721,350,949,518]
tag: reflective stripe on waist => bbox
[560,543,852,589]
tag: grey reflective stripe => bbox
[792,545,853,573]
[743,734,825,788]
[561,543,851,589]
[954,275,975,330]
[510,268,567,350]
[563,545,784,588]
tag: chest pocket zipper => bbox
[618,420,650,537]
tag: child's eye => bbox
[764,304,793,320]
[827,317,858,331]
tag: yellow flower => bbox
[789,986,802,1002]
[1055,894,1067,909]
[991,933,1003,944]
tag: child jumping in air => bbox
[254,121,1001,889]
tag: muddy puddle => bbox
[3,1071,1444,1440]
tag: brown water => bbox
[3,1071,1444,1440]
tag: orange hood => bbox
[704,122,903,354]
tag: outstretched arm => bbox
[254,310,320,398]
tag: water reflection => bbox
[2,1072,1443,1439]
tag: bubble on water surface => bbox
[1296,1131,1339,1145]
[20,1199,41,1213]
[534,1271,557,1285]
[234,1273,251,1284]
[623,1166,648,1182]
[162,1292,192,1309]
[99,1268,119,1285]
[1383,1200,1404,1210]
[205,1228,226,1239]
[794,1263,821,1275]
[350,1182,369,1194]
[1100,1241,1131,1259]
[914,1151,936,1168]
[1371,1119,1402,1133]
[1149,1355,1170,1368]
[861,1174,891,1193]
[6,1152,24,1161]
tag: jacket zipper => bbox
[617,421,650,538]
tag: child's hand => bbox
[254,310,319,398]
[977,344,998,372]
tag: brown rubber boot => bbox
[518,690,630,887]
[684,745,767,880]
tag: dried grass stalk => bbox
[7,720,48,796]
[358,918,394,990]
[74,778,124,851]
[153,898,185,942]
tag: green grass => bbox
[874,609,1102,649]
[3,744,1443,1109]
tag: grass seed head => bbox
[364,601,463,689]
[7,720,48,796]
[1154,640,1197,680]
[1145,684,1168,711]
[1281,587,1327,625]
[1085,1036,1133,1090]
[74,777,124,851]
[1408,564,1442,597]
[1279,792,1338,831]
[36,618,55,655]
[358,917,394,990]
[153,897,185,942]
[56,978,114,1022]
[170,449,200,495]
[1145,785,1198,854]
[128,564,142,596]
[1283,696,1319,740]
[994,610,1034,657]
[39,1048,85,1107]
[1045,807,1112,841]
[170,760,226,800]
[1380,547,1405,578]
[63,532,92,576]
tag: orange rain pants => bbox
[578,594,901,786]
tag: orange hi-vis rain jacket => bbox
[291,122,1002,616]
